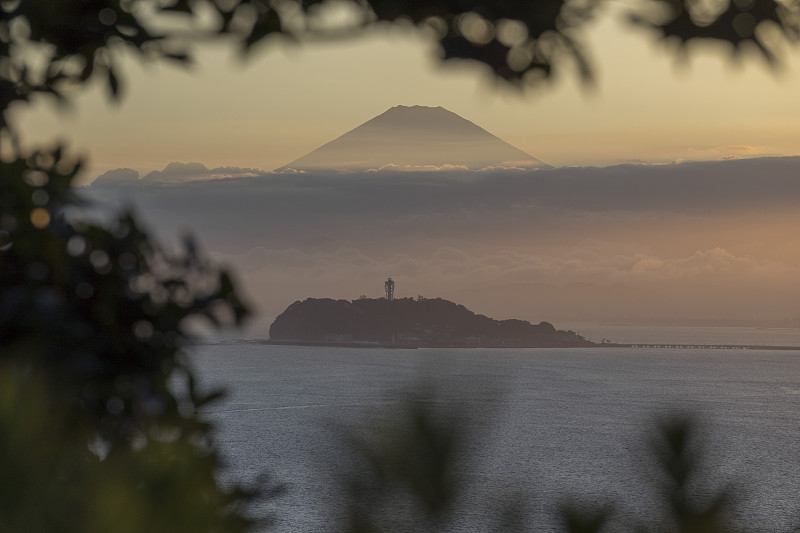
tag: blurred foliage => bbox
[0,149,247,448]
[1,9,254,526]
[338,399,465,532]
[0,148,257,530]
[635,416,735,533]
[0,364,255,533]
[336,398,743,533]
[1,1,797,532]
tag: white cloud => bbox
[478,164,528,172]
[275,167,305,174]
[142,162,211,182]
[365,163,470,172]
[131,162,271,184]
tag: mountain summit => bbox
[278,105,551,172]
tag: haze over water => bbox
[192,340,800,532]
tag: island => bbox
[267,296,594,348]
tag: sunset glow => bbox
[12,6,800,178]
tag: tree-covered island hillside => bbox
[268,297,593,348]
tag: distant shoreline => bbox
[261,339,416,349]
[598,321,800,329]
[595,343,800,351]
[259,339,800,351]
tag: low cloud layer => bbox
[82,156,800,326]
[91,162,270,185]
[688,145,772,157]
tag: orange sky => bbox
[12,4,800,329]
[10,4,800,179]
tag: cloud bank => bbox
[82,156,800,326]
[90,162,271,185]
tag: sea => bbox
[190,325,800,532]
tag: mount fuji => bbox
[278,105,551,172]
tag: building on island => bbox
[384,278,395,301]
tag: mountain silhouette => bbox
[278,105,551,172]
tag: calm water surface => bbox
[190,344,800,532]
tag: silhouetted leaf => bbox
[244,8,282,51]
[107,66,120,99]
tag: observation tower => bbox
[384,278,395,301]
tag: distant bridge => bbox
[597,343,800,351]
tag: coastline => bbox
[259,340,800,350]
[261,339,417,349]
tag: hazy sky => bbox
[17,3,800,332]
[86,157,800,328]
[11,3,800,178]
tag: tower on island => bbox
[384,278,395,301]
